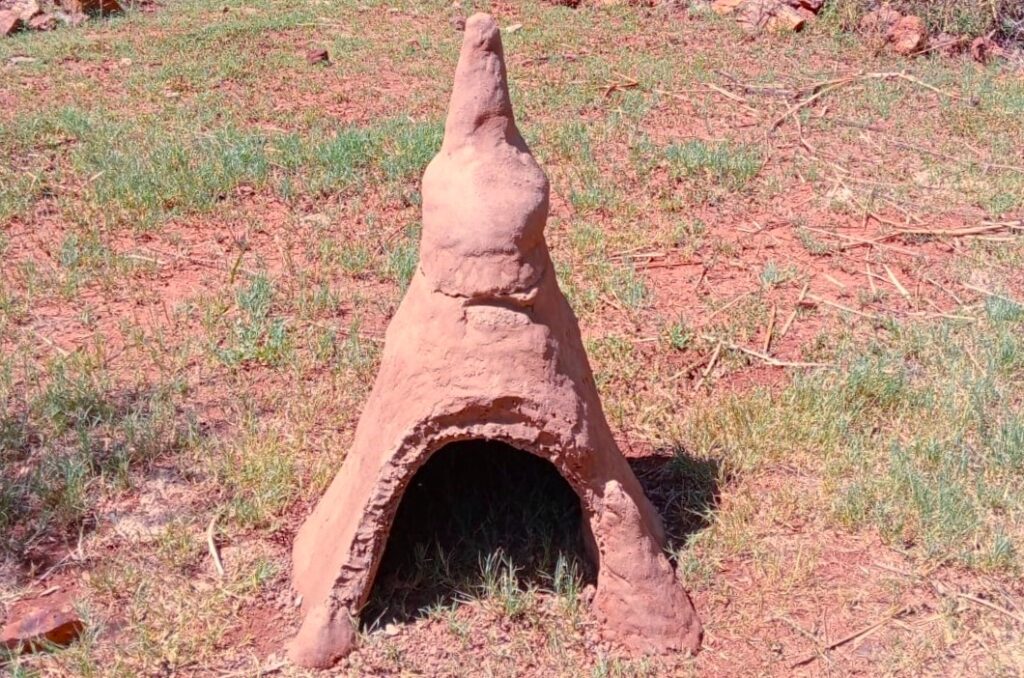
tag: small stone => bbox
[859,5,901,33]
[970,35,1002,63]
[888,15,927,55]
[796,0,823,12]
[504,23,522,33]
[765,3,805,32]
[0,9,24,35]
[306,48,329,65]
[27,12,56,30]
[735,0,805,33]
[12,0,40,22]
[62,0,122,14]
[1,605,84,652]
[711,0,745,14]
[383,623,400,637]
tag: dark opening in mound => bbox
[363,439,594,628]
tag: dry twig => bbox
[763,303,777,354]
[790,605,912,668]
[207,514,225,578]
[773,71,958,131]
[956,593,1024,625]
[700,334,831,368]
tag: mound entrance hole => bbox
[363,439,595,627]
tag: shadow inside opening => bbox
[363,439,594,629]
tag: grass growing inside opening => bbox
[363,440,592,628]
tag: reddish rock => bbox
[888,15,927,55]
[859,5,901,33]
[0,9,23,35]
[287,12,702,669]
[970,35,1003,63]
[735,0,806,32]
[764,2,805,31]
[796,0,824,11]
[716,0,809,31]
[27,12,55,30]
[711,0,745,14]
[11,0,40,21]
[61,0,122,15]
[1,605,84,652]
[305,48,329,65]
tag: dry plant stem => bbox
[961,283,1023,306]
[779,282,809,340]
[930,577,1024,626]
[217,659,288,678]
[800,226,920,257]
[954,594,1024,625]
[895,222,1024,237]
[806,293,880,320]
[773,71,957,131]
[694,340,723,391]
[883,264,911,301]
[763,303,777,354]
[27,327,69,358]
[883,138,1024,174]
[790,606,912,668]
[702,291,753,325]
[207,514,225,578]
[866,263,878,295]
[654,86,760,115]
[140,247,259,278]
[700,334,831,368]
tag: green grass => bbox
[666,140,763,193]
[686,308,1024,572]
[0,108,441,229]
[0,350,194,555]
[209,274,294,367]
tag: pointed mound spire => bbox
[444,14,518,145]
[420,13,550,300]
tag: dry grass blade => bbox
[956,593,1024,625]
[207,514,225,578]
[800,226,920,257]
[805,293,881,320]
[694,340,723,391]
[700,334,832,368]
[763,303,777,354]
[883,264,911,301]
[790,605,912,668]
[961,283,1023,306]
[773,71,958,131]
[217,659,288,677]
[895,222,1024,237]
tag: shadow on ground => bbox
[629,449,722,553]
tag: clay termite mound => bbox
[288,13,702,668]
